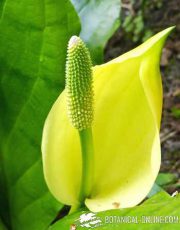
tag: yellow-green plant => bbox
[42,27,174,213]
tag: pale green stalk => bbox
[66,36,94,214]
[79,128,94,202]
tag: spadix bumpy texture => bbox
[42,27,174,212]
[66,36,93,130]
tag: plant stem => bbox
[69,203,81,215]
[78,128,94,203]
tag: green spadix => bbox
[66,36,93,130]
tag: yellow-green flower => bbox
[42,27,174,212]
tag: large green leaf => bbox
[71,0,121,64]
[0,0,80,229]
[50,192,180,229]
[0,218,7,230]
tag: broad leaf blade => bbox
[71,0,121,64]
[50,193,180,230]
[0,0,80,229]
[0,218,7,230]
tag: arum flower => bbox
[42,27,174,213]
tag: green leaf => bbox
[50,192,180,230]
[0,0,80,229]
[0,218,7,230]
[156,173,177,186]
[71,0,121,64]
[171,107,180,119]
[145,173,177,199]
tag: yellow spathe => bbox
[42,27,174,212]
